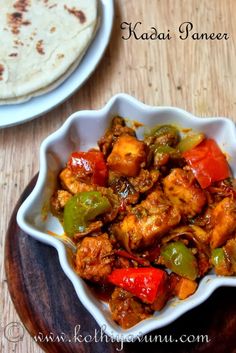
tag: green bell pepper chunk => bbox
[63,191,111,237]
[161,241,198,280]
[146,125,180,146]
[177,133,205,153]
[150,125,179,138]
[211,248,226,267]
[211,248,231,275]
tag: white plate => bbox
[0,0,114,129]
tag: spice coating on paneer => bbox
[75,234,114,282]
[60,168,94,194]
[107,135,147,177]
[163,168,207,218]
[112,189,181,250]
[210,197,236,248]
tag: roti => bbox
[0,0,98,104]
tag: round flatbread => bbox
[0,0,98,104]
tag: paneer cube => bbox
[163,168,206,218]
[59,168,93,194]
[75,234,114,282]
[107,135,147,177]
[210,197,236,248]
[112,189,181,250]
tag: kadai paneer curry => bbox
[50,116,236,329]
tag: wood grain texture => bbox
[1,1,236,352]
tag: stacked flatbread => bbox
[0,0,99,104]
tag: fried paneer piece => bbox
[210,197,236,248]
[163,168,206,218]
[75,234,114,282]
[109,287,152,329]
[107,135,147,177]
[51,189,72,215]
[98,116,136,157]
[112,189,181,250]
[59,168,94,194]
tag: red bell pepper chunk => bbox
[107,267,167,304]
[183,138,230,189]
[67,151,108,186]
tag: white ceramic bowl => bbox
[17,94,236,341]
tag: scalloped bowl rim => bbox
[17,93,236,341]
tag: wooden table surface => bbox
[1,1,236,352]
